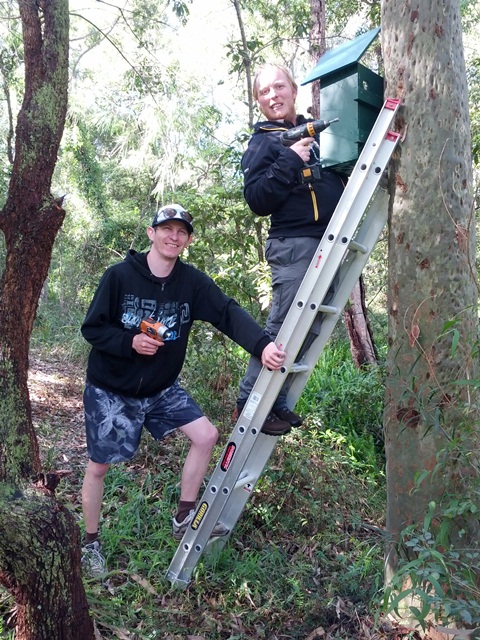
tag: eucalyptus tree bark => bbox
[0,1,94,638]
[343,278,378,366]
[382,0,479,619]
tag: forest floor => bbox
[29,348,87,509]
[24,348,433,640]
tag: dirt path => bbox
[28,349,87,502]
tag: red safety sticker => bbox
[221,442,236,472]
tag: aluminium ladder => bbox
[167,98,401,588]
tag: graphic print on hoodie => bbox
[121,296,191,342]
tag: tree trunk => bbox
[0,2,94,637]
[0,485,93,639]
[308,0,326,120]
[382,0,479,627]
[343,277,378,367]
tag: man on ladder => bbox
[234,63,346,436]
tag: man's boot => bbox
[232,404,291,436]
[273,406,303,428]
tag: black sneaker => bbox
[274,407,303,427]
[81,540,106,578]
[261,412,291,436]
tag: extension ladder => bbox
[167,98,401,588]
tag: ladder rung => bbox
[234,472,256,490]
[290,363,310,373]
[348,240,368,254]
[318,304,337,314]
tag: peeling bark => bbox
[343,277,379,367]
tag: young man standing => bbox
[80,203,286,576]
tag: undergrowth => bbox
[2,333,390,639]
[100,333,384,638]
[77,418,387,639]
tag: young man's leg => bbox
[82,459,110,541]
[143,380,228,539]
[171,417,228,539]
[80,460,110,577]
[264,237,320,421]
[179,417,218,501]
[234,237,317,431]
[82,381,145,574]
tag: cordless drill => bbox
[280,117,339,146]
[140,317,172,341]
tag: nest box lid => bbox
[301,27,381,86]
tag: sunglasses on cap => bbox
[157,208,193,223]
[152,206,194,231]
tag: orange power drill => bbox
[140,317,173,342]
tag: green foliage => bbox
[461,0,480,31]
[297,335,386,475]
[160,183,270,315]
[31,302,88,361]
[63,119,108,213]
[1,0,479,633]
[226,38,266,75]
[0,9,23,203]
[381,497,480,631]
[17,318,390,638]
[326,0,381,32]
[467,56,480,166]
[70,372,386,639]
[180,323,250,427]
[0,594,13,640]
[166,0,191,24]
[225,0,313,81]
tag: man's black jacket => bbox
[241,115,345,240]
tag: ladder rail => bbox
[271,152,399,360]
[166,99,401,588]
[286,187,390,402]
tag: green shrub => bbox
[297,337,386,475]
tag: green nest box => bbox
[302,27,383,172]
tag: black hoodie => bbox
[241,115,345,240]
[81,250,271,397]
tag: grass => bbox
[1,334,390,639]
[81,335,387,638]
[78,428,386,639]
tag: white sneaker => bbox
[172,509,229,541]
[81,540,106,577]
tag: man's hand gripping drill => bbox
[133,317,172,356]
[281,117,339,180]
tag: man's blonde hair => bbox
[252,64,298,101]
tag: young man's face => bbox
[147,220,192,260]
[255,68,297,123]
